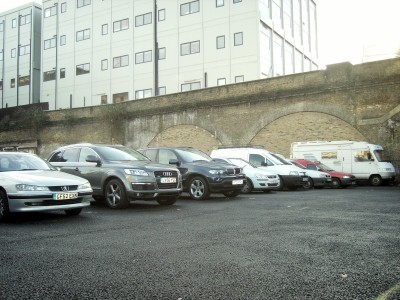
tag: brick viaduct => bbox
[0,58,399,168]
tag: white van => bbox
[290,140,396,186]
[210,146,309,190]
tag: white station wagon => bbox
[0,152,93,221]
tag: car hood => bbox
[187,160,235,169]
[106,160,179,171]
[1,170,88,185]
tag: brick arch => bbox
[250,112,366,157]
[147,124,222,154]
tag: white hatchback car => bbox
[212,157,280,193]
[0,152,93,220]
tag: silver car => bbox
[0,152,93,221]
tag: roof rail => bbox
[213,145,265,150]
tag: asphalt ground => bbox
[0,185,399,300]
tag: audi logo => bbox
[163,172,173,177]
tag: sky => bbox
[1,0,400,68]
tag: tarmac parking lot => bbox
[0,185,399,300]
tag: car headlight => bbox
[343,176,350,179]
[319,174,326,178]
[255,173,269,179]
[289,171,299,176]
[209,169,225,175]
[379,168,393,172]
[16,184,50,191]
[124,169,149,176]
[78,181,92,190]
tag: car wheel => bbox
[157,197,178,206]
[369,175,383,186]
[0,190,10,221]
[303,177,314,189]
[241,178,253,194]
[331,178,341,189]
[105,179,129,209]
[65,208,83,216]
[188,176,210,200]
[277,176,285,191]
[223,190,241,197]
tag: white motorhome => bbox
[210,146,309,190]
[290,141,396,186]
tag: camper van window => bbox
[354,150,374,162]
[374,150,389,162]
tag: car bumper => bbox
[311,177,329,187]
[207,176,246,192]
[127,188,182,200]
[339,177,357,186]
[253,178,281,190]
[281,175,308,189]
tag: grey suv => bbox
[47,144,182,208]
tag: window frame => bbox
[76,63,90,76]
[113,55,129,68]
[135,12,152,27]
[180,40,200,56]
[180,0,200,16]
[216,35,225,49]
[234,32,243,46]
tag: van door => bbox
[351,148,375,179]
[337,149,352,174]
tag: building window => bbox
[158,47,166,60]
[101,59,108,70]
[113,92,128,103]
[135,50,152,64]
[76,63,90,75]
[0,23,3,32]
[101,95,108,105]
[11,48,16,58]
[102,24,108,35]
[113,19,129,32]
[19,44,30,56]
[217,78,226,85]
[0,80,2,90]
[233,0,242,3]
[0,52,2,61]
[135,12,152,27]
[234,32,243,46]
[135,89,152,99]
[60,35,66,46]
[44,37,57,50]
[158,9,165,21]
[235,75,244,83]
[20,14,31,26]
[181,82,200,92]
[12,19,16,28]
[76,29,90,42]
[43,70,56,82]
[216,0,224,7]
[180,40,200,56]
[158,86,166,95]
[113,55,129,68]
[216,35,225,49]
[44,6,57,18]
[180,0,200,16]
[77,0,91,8]
[19,75,30,86]
[10,78,15,88]
[61,2,67,13]
[60,68,66,79]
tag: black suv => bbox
[47,144,182,208]
[137,147,246,200]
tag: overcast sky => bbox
[1,0,400,68]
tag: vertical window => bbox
[101,95,108,104]
[19,45,30,56]
[216,36,225,49]
[61,2,67,13]
[216,0,224,7]
[102,24,108,35]
[217,78,226,85]
[101,59,108,70]
[20,14,31,26]
[60,35,66,46]
[10,78,15,88]
[158,47,166,60]
[60,68,66,79]
[12,19,16,28]
[0,80,3,90]
[158,87,166,95]
[273,36,284,76]
[180,1,200,16]
[77,0,91,8]
[158,9,165,21]
[234,32,243,46]
[11,48,16,58]
[235,75,244,83]
[0,23,3,32]
[135,12,152,27]
[76,63,90,75]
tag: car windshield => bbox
[374,150,390,162]
[96,146,150,162]
[228,158,253,168]
[176,148,212,163]
[317,162,334,171]
[269,153,291,165]
[0,153,55,172]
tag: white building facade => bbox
[0,3,42,109]
[40,0,318,110]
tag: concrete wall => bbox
[1,58,399,169]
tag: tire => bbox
[331,178,341,189]
[0,190,10,221]
[241,178,253,194]
[369,175,383,186]
[104,179,129,209]
[223,190,241,197]
[188,176,210,200]
[277,176,284,191]
[303,177,314,189]
[157,197,178,206]
[65,208,82,216]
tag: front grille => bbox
[48,186,78,192]
[226,167,241,175]
[26,199,83,206]
[154,170,179,189]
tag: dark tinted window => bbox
[307,164,318,171]
[61,148,80,162]
[48,151,64,162]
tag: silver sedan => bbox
[0,152,93,220]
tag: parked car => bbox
[293,159,356,188]
[212,157,280,193]
[288,159,332,189]
[137,147,246,200]
[47,144,182,208]
[0,152,92,220]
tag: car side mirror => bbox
[261,162,268,167]
[169,159,180,167]
[86,155,101,166]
